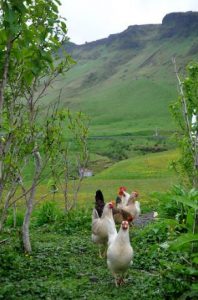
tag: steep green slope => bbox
[46,12,198,136]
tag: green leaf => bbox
[60,21,67,33]
[192,283,198,291]
[192,257,198,264]
[186,208,195,230]
[172,195,198,210]
[169,233,198,250]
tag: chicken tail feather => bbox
[92,208,99,220]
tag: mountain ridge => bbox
[66,11,198,49]
[50,11,198,137]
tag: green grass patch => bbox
[0,207,192,299]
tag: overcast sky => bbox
[59,0,198,45]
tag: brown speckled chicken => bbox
[122,191,141,220]
[113,190,140,224]
[112,207,134,224]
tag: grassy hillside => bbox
[95,149,178,180]
[28,149,179,214]
[78,149,179,211]
[43,12,198,137]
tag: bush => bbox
[54,208,91,234]
[36,202,61,226]
[102,139,132,161]
[6,209,24,228]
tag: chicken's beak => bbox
[133,191,139,197]
[122,221,129,230]
[109,202,114,209]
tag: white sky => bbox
[59,0,198,45]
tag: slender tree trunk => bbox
[22,149,42,253]
[22,191,34,253]
[0,39,12,117]
[64,155,69,213]
[0,39,12,202]
[64,183,69,213]
[73,176,83,209]
[0,197,10,232]
[193,117,198,189]
[13,203,16,228]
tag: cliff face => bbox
[161,12,198,38]
[65,12,198,54]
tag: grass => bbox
[0,148,191,300]
[0,225,159,299]
[16,149,179,216]
[0,207,191,299]
[95,149,178,180]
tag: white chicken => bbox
[107,220,133,286]
[117,186,131,208]
[123,191,141,221]
[92,201,117,257]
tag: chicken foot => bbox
[98,245,107,258]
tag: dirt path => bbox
[134,212,157,227]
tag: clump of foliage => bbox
[54,208,91,234]
[0,0,89,253]
[156,61,198,299]
[6,209,24,228]
[102,139,132,161]
[133,144,167,154]
[171,60,198,188]
[152,185,198,299]
[36,202,61,226]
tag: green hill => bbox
[45,11,198,137]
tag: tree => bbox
[171,59,198,189]
[0,0,83,253]
[55,110,89,212]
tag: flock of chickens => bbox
[91,187,141,287]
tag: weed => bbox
[36,202,61,226]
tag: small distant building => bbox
[79,168,93,178]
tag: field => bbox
[19,148,180,212]
[0,214,181,300]
[0,146,189,299]
[0,146,186,300]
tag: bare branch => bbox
[172,57,194,146]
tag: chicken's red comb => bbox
[118,186,127,195]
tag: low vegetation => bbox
[0,188,197,299]
[0,145,197,299]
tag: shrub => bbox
[6,210,24,228]
[54,208,91,234]
[36,202,61,226]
